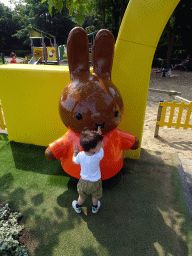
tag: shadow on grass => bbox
[0,136,191,255]
[55,149,190,255]
[10,141,69,177]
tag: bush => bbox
[3,50,31,58]
[0,204,28,256]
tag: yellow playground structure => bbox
[0,0,180,160]
[29,28,59,65]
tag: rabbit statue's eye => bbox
[114,110,119,117]
[76,113,82,120]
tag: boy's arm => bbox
[73,145,80,164]
[73,145,79,157]
[97,126,104,148]
[97,126,102,135]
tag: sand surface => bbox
[142,69,192,160]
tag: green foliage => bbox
[0,204,28,256]
[155,0,192,60]
[41,0,94,25]
[1,0,192,59]
[0,3,24,51]
[12,0,76,46]
[14,50,31,57]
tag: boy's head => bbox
[80,131,103,152]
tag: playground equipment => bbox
[28,56,42,65]
[154,100,192,137]
[58,32,96,64]
[0,0,180,161]
[58,45,67,61]
[29,28,59,65]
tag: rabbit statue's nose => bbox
[95,122,105,129]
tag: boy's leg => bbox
[72,179,87,213]
[92,198,98,206]
[77,195,85,206]
[92,197,101,213]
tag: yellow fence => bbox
[0,100,6,130]
[154,100,192,137]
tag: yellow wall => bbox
[0,65,69,145]
[0,0,180,156]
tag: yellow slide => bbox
[112,0,180,159]
[0,0,180,157]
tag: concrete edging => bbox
[176,155,192,220]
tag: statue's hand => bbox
[45,147,56,160]
[131,137,140,150]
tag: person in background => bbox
[10,52,17,64]
[174,55,190,72]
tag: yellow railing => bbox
[154,100,192,137]
[0,100,6,130]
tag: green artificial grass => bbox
[0,133,192,255]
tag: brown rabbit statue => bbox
[45,27,140,180]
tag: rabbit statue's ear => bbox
[93,29,115,79]
[67,27,90,79]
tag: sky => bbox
[0,0,19,9]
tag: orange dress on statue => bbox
[49,128,135,180]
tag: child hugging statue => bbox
[72,126,104,214]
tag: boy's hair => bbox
[80,131,103,152]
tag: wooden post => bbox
[0,100,6,130]
[1,53,5,64]
[154,100,164,137]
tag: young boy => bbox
[72,126,104,214]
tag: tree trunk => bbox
[101,0,106,28]
[111,1,120,39]
[166,17,175,69]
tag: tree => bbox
[13,0,76,46]
[0,3,22,52]
[40,0,94,26]
[43,0,130,39]
[155,0,192,66]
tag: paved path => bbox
[180,159,192,192]
[177,157,192,219]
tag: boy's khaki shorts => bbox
[77,178,102,200]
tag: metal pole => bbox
[154,100,164,138]
[43,43,47,64]
[55,44,59,65]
